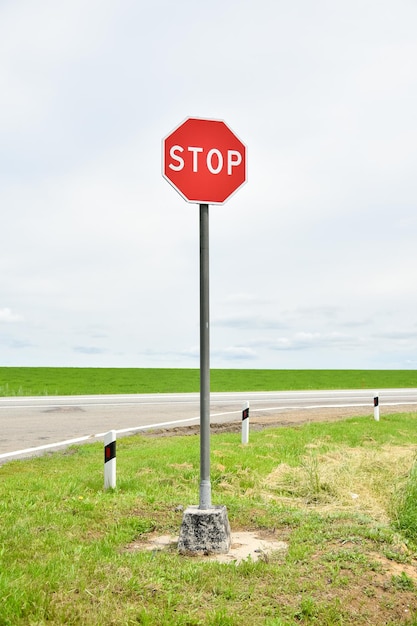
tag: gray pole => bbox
[199,203,211,509]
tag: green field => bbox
[0,367,416,396]
[2,413,417,624]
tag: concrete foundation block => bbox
[178,505,231,555]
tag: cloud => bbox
[373,331,417,341]
[0,308,23,322]
[212,347,257,361]
[213,314,287,330]
[220,293,271,306]
[73,346,106,355]
[0,333,33,349]
[8,339,33,349]
[137,347,200,365]
[250,332,367,352]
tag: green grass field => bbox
[2,368,417,622]
[2,413,417,624]
[0,367,416,396]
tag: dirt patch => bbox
[372,553,417,582]
[143,404,417,437]
[126,530,288,564]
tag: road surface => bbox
[1,389,417,462]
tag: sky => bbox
[1,0,416,370]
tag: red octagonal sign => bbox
[162,117,247,205]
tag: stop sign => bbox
[162,117,247,204]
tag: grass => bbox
[0,367,416,396]
[2,412,417,624]
[395,460,417,541]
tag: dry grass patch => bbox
[263,443,417,521]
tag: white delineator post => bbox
[373,393,380,422]
[104,430,116,489]
[242,402,250,444]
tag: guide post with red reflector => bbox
[242,401,250,445]
[373,394,380,422]
[104,430,116,489]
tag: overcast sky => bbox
[1,0,416,370]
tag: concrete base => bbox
[178,505,231,555]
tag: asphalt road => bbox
[1,389,417,462]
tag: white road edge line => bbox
[0,416,203,460]
[0,435,95,460]
[1,401,416,461]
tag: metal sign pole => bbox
[199,203,211,509]
[177,202,230,554]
